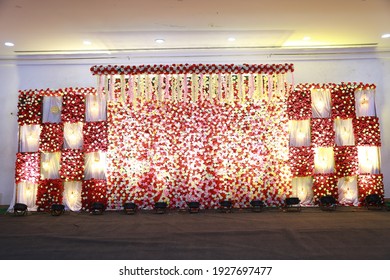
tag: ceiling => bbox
[1,0,390,59]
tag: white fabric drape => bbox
[42,96,62,123]
[85,94,106,122]
[334,118,355,146]
[40,152,61,179]
[337,176,358,206]
[63,181,82,211]
[291,176,313,205]
[19,124,41,152]
[355,89,376,117]
[311,89,331,118]
[16,182,38,210]
[289,120,311,146]
[64,122,83,149]
[314,147,335,174]
[358,146,381,174]
[84,151,106,179]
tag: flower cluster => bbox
[289,147,314,176]
[39,123,64,152]
[15,152,40,183]
[287,89,311,120]
[60,150,84,180]
[61,89,86,122]
[312,174,338,202]
[353,117,381,146]
[331,87,355,118]
[18,90,43,125]
[357,174,384,204]
[83,121,108,152]
[81,179,107,210]
[36,179,64,210]
[311,118,335,147]
[106,96,290,209]
[334,146,358,177]
[91,63,295,75]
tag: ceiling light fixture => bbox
[381,34,390,39]
[155,39,165,44]
[4,42,14,47]
[303,36,311,41]
[228,37,236,42]
[83,40,92,45]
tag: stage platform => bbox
[1,207,389,260]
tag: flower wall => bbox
[289,83,383,206]
[13,64,384,211]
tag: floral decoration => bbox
[312,174,338,202]
[36,179,64,210]
[39,123,64,152]
[287,89,311,120]
[353,117,381,146]
[83,121,108,152]
[357,174,384,204]
[331,86,356,118]
[91,63,295,75]
[334,146,358,177]
[81,179,107,210]
[289,147,314,176]
[311,118,335,147]
[60,149,84,180]
[18,90,43,125]
[15,152,40,183]
[61,88,86,122]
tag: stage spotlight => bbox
[154,202,167,214]
[319,195,337,211]
[365,194,383,210]
[250,199,265,212]
[187,201,200,213]
[283,197,301,212]
[91,202,105,215]
[13,203,28,216]
[219,200,233,213]
[123,202,137,215]
[50,204,65,216]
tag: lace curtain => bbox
[63,181,82,211]
[314,147,335,174]
[355,89,376,117]
[84,151,106,179]
[334,118,355,146]
[40,152,61,179]
[358,146,381,174]
[338,176,358,206]
[64,122,83,149]
[42,96,62,123]
[291,176,313,205]
[311,89,331,118]
[19,124,41,152]
[85,94,106,122]
[16,182,38,210]
[289,120,311,146]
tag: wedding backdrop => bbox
[13,64,384,211]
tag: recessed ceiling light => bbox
[83,40,92,45]
[4,42,14,47]
[155,39,165,44]
[381,34,390,39]
[303,36,311,41]
[228,37,236,42]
